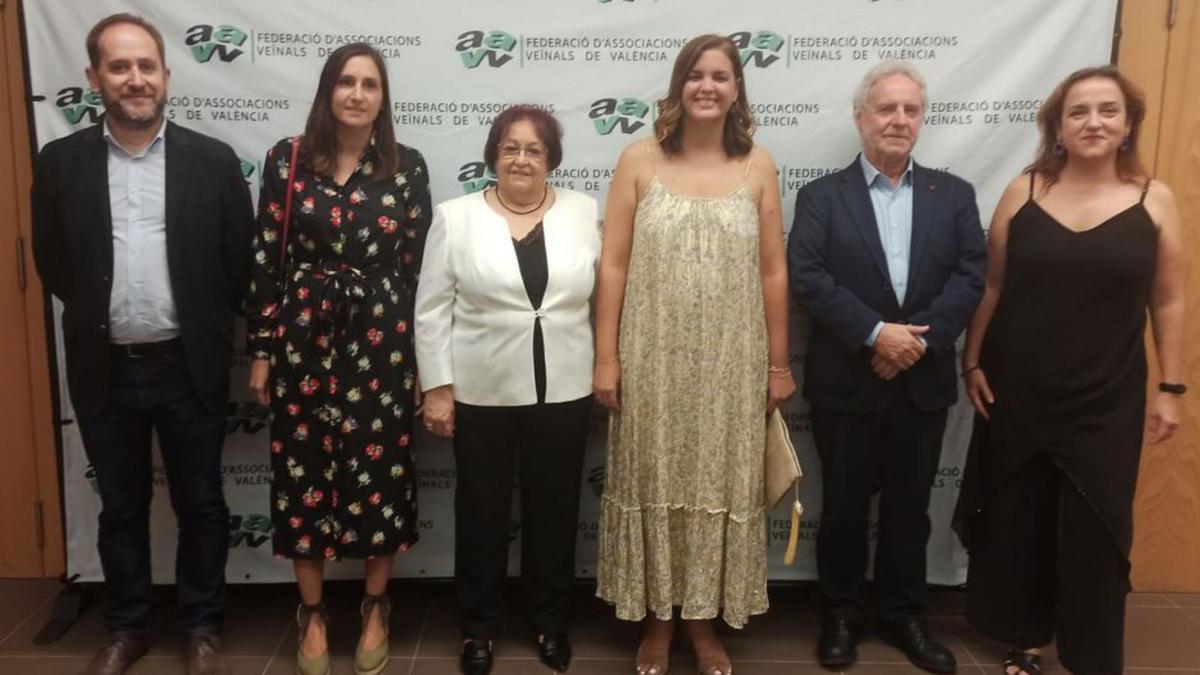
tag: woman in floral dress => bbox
[245,42,430,675]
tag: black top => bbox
[513,221,548,403]
[955,173,1157,555]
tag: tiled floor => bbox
[0,579,1197,674]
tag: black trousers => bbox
[966,452,1128,675]
[75,350,229,635]
[453,396,592,639]
[810,386,947,621]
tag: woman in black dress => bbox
[954,66,1185,675]
[246,42,431,675]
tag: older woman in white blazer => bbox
[414,105,600,675]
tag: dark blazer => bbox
[31,120,253,415]
[788,157,986,413]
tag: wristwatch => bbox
[1159,382,1188,395]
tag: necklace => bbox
[493,185,548,215]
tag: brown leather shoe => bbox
[187,633,231,675]
[82,634,148,675]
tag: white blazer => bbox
[415,188,601,406]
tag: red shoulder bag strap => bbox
[278,136,301,275]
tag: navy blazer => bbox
[788,157,986,413]
[32,120,253,415]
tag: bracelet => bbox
[768,365,792,378]
[595,356,619,365]
[1159,382,1188,395]
[961,364,980,377]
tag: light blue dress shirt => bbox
[861,153,914,347]
[104,119,179,344]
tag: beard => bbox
[100,89,165,128]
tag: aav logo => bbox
[228,512,273,548]
[54,87,103,125]
[589,97,650,135]
[237,158,259,186]
[84,463,100,494]
[185,24,248,63]
[457,161,498,193]
[455,30,517,69]
[728,30,784,68]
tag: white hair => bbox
[852,60,928,113]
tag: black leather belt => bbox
[111,338,183,359]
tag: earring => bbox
[1119,136,1131,152]
[1053,139,1065,157]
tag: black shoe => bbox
[82,633,149,675]
[460,638,493,675]
[186,632,230,675]
[537,633,572,672]
[817,615,863,669]
[878,616,956,673]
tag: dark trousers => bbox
[966,453,1128,675]
[453,396,592,639]
[75,350,229,635]
[811,386,947,622]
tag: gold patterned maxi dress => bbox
[596,177,768,628]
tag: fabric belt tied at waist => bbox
[294,261,380,339]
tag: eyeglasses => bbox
[498,143,547,163]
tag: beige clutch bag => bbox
[764,408,804,565]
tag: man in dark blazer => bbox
[788,61,986,673]
[31,13,251,675]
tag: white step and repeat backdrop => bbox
[24,0,1116,584]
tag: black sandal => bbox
[1002,648,1041,675]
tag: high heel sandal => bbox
[295,602,331,675]
[1002,648,1041,675]
[354,593,391,675]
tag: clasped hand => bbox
[871,323,929,380]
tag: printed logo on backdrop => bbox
[779,165,841,202]
[227,401,270,433]
[925,99,1041,127]
[418,467,454,490]
[587,465,605,498]
[456,30,517,68]
[722,33,960,65]
[237,158,260,186]
[589,97,651,135]
[84,464,100,494]
[729,31,784,68]
[934,465,962,490]
[54,86,102,126]
[229,512,273,548]
[167,93,291,124]
[198,30,422,60]
[393,101,534,129]
[185,24,247,63]
[472,34,687,66]
[458,161,498,194]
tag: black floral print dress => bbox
[247,136,431,560]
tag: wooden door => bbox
[0,0,64,578]
[1119,0,1200,591]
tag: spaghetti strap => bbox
[741,157,755,179]
[1028,171,1036,199]
[1139,178,1151,203]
